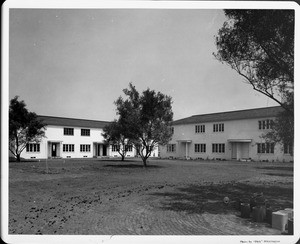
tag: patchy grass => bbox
[8,158,293,235]
[151,182,293,215]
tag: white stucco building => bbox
[159,106,293,162]
[20,116,158,160]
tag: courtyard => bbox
[8,158,293,235]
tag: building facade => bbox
[20,116,158,160]
[160,106,293,162]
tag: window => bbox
[112,145,120,152]
[258,119,274,130]
[167,144,176,152]
[213,123,224,132]
[64,128,74,136]
[63,144,74,152]
[146,145,153,152]
[212,143,225,153]
[195,125,205,133]
[125,145,133,152]
[81,129,90,136]
[26,143,40,152]
[170,127,174,134]
[80,144,91,152]
[284,144,293,155]
[257,143,275,154]
[195,143,206,153]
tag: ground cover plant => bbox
[9,158,293,235]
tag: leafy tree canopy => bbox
[9,96,46,162]
[214,10,294,148]
[102,120,132,161]
[262,95,294,151]
[114,83,173,166]
[214,10,294,114]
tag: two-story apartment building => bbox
[20,115,158,160]
[160,106,293,162]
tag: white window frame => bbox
[112,145,119,152]
[195,125,205,133]
[63,144,75,152]
[26,143,40,152]
[167,144,176,153]
[195,143,206,153]
[212,143,225,153]
[258,119,274,130]
[125,145,133,152]
[213,123,224,132]
[81,129,90,136]
[257,142,275,154]
[64,127,74,136]
[80,144,91,152]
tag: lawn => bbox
[8,158,293,235]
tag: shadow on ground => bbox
[255,166,293,171]
[264,173,293,177]
[255,165,294,177]
[151,182,293,215]
[103,164,163,168]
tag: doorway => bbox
[102,145,107,156]
[94,143,108,157]
[52,143,57,157]
[231,142,250,160]
[231,143,237,159]
[97,144,101,156]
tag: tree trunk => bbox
[16,154,21,162]
[121,155,125,161]
[142,157,147,167]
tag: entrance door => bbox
[97,144,101,156]
[231,143,237,159]
[231,142,250,160]
[241,143,250,159]
[52,144,57,157]
[103,145,107,156]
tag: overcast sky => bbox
[9,8,278,121]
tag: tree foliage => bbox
[102,120,132,161]
[214,10,294,111]
[214,10,294,147]
[9,96,46,162]
[262,96,294,152]
[113,83,173,166]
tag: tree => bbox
[9,96,46,162]
[102,120,131,161]
[214,10,294,146]
[114,83,173,167]
[262,96,294,154]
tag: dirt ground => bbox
[8,158,293,235]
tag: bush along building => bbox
[20,116,158,160]
[160,106,293,162]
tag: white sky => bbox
[9,8,279,121]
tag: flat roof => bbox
[38,115,111,129]
[172,106,284,125]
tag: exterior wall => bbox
[109,145,158,158]
[21,125,159,160]
[109,146,137,158]
[21,125,106,159]
[160,117,293,162]
[141,146,159,157]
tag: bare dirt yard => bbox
[8,158,293,235]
